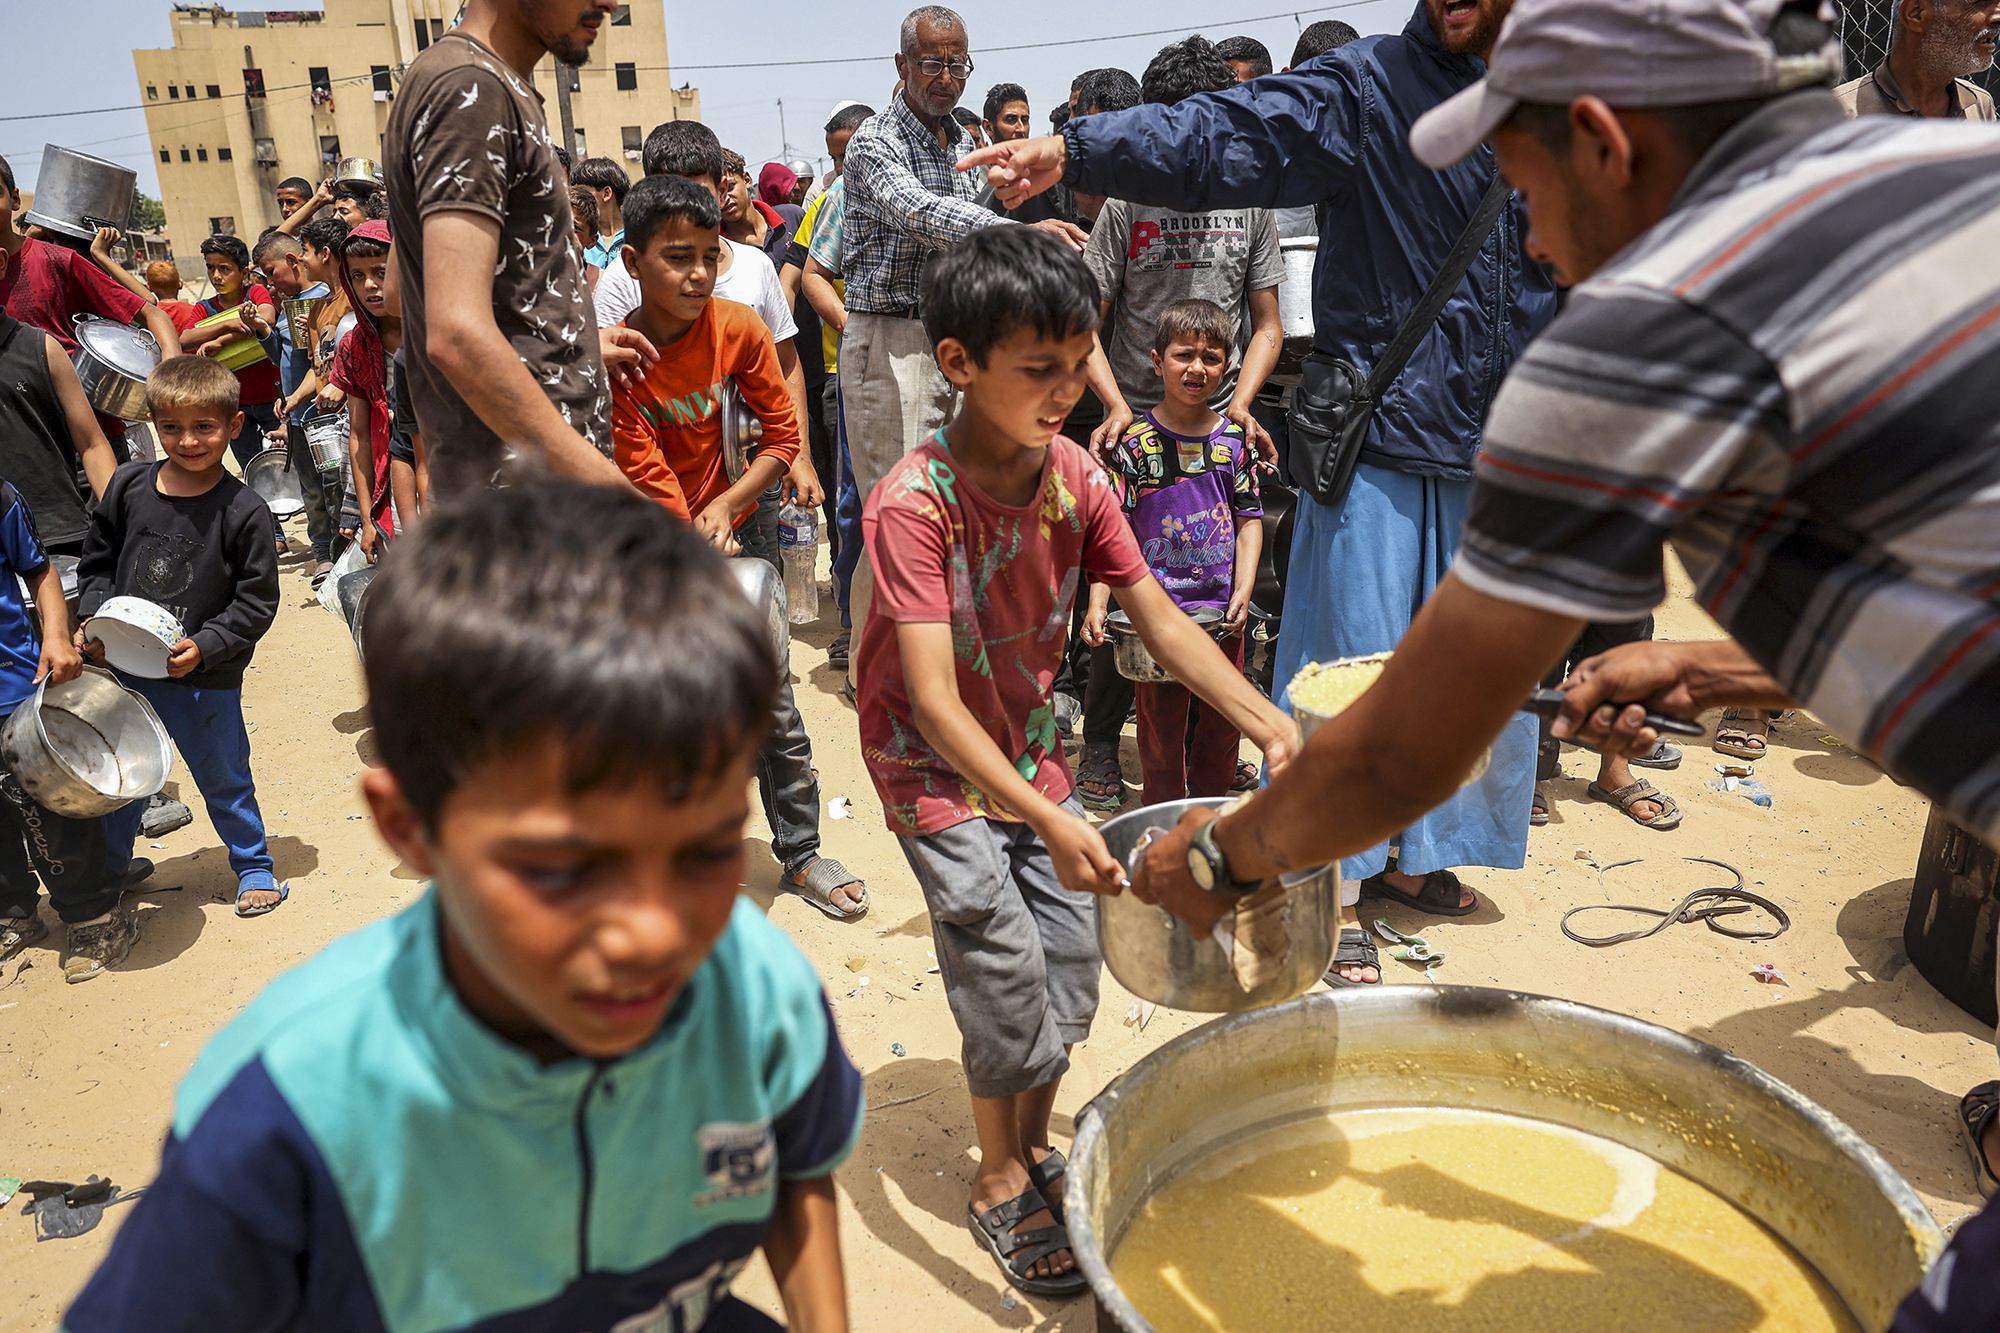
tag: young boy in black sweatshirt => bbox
[77,355,285,920]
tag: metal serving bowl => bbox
[0,665,173,817]
[1072,987,1944,1333]
[1095,797,1340,1012]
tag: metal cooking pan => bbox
[243,447,305,518]
[23,146,135,242]
[333,157,382,187]
[70,315,160,423]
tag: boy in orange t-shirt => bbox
[610,172,868,922]
[611,174,799,553]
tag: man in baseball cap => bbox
[1123,12,2000,1319]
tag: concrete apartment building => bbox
[134,1,698,251]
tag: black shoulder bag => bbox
[1285,174,1513,507]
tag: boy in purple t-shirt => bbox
[1087,299,1263,806]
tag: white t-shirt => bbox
[593,237,798,343]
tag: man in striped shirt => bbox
[1124,3,2000,1306]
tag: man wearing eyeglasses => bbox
[836,5,1091,676]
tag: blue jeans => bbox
[106,677,273,885]
[830,375,862,628]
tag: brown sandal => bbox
[1713,708,1769,759]
[1588,778,1683,830]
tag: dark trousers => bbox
[1538,616,1655,781]
[1137,632,1246,805]
[0,767,126,924]
[229,400,281,468]
[730,517,824,873]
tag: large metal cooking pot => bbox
[1071,987,1944,1333]
[1096,797,1340,1011]
[0,665,173,818]
[23,146,136,242]
[71,314,161,423]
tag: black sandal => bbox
[1961,1082,2000,1199]
[1027,1148,1067,1222]
[968,1186,1087,1297]
[1359,861,1478,917]
[1324,926,1380,987]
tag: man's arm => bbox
[1555,637,1792,758]
[1085,322,1133,460]
[961,59,1365,212]
[764,1176,847,1333]
[1118,573,1294,771]
[801,257,846,332]
[44,334,119,497]
[1134,572,1581,935]
[898,619,1126,896]
[421,210,627,486]
[1226,286,1283,467]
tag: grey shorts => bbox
[896,797,1102,1099]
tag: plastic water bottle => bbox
[778,502,820,625]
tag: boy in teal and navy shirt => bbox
[66,485,864,1333]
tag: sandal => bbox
[968,1186,1087,1297]
[828,629,850,670]
[1360,861,1478,917]
[1962,1082,2000,1199]
[1027,1148,1067,1222]
[234,878,290,918]
[1076,742,1123,811]
[1324,926,1381,987]
[1584,772,1680,824]
[1230,759,1260,793]
[787,856,867,920]
[1631,739,1683,771]
[1588,778,1683,831]
[1714,708,1770,759]
[1531,784,1551,827]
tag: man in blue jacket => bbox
[965,0,1557,978]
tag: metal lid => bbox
[70,315,161,377]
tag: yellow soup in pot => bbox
[1110,1108,1858,1333]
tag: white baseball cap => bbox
[1410,0,1842,168]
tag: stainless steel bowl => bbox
[0,666,173,817]
[1072,987,1944,1333]
[1107,607,1224,685]
[71,314,161,423]
[243,447,305,517]
[1096,797,1340,1011]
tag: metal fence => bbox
[1838,0,2000,94]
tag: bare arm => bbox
[89,228,155,304]
[1084,307,1132,461]
[763,1177,848,1333]
[350,407,379,559]
[900,619,1126,895]
[1132,572,1579,935]
[44,334,118,498]
[421,210,627,486]
[801,257,846,332]
[30,561,81,686]
[776,337,808,423]
[1119,573,1293,768]
[1555,637,1791,757]
[1226,286,1282,468]
[778,256,804,306]
[275,180,331,239]
[136,303,183,358]
[1222,512,1261,635]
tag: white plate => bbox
[87,618,172,678]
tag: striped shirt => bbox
[839,95,1004,313]
[1459,91,2000,844]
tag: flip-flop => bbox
[1630,739,1683,771]
[1230,759,1260,793]
[1075,744,1123,811]
[788,857,867,920]
[1359,864,1478,917]
[968,1185,1087,1297]
[1962,1082,2000,1199]
[1714,708,1770,759]
[235,880,290,918]
[1323,926,1381,987]
[1588,778,1683,831]
[1531,785,1551,827]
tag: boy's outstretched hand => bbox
[957,138,1070,210]
[1041,809,1128,898]
[166,638,203,678]
[37,634,82,687]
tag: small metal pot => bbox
[1107,607,1224,684]
[23,145,136,241]
[1095,797,1341,1012]
[305,411,349,476]
[0,666,173,818]
[243,447,305,517]
[718,378,764,483]
[333,156,382,187]
[71,315,160,423]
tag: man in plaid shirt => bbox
[837,5,1086,675]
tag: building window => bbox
[147,85,158,100]
[412,18,429,49]
[160,147,171,162]
[255,137,277,164]
[217,146,233,161]
[621,124,642,156]
[372,65,391,94]
[168,85,179,99]
[197,146,209,162]
[185,85,196,99]
[206,84,222,99]
[612,4,631,22]
[431,18,444,39]
[615,62,636,91]
[573,128,587,157]
[319,135,341,163]
[209,217,235,236]
[180,148,191,162]
[308,66,330,93]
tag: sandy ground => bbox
[0,539,1984,1332]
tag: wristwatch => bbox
[1186,816,1259,897]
